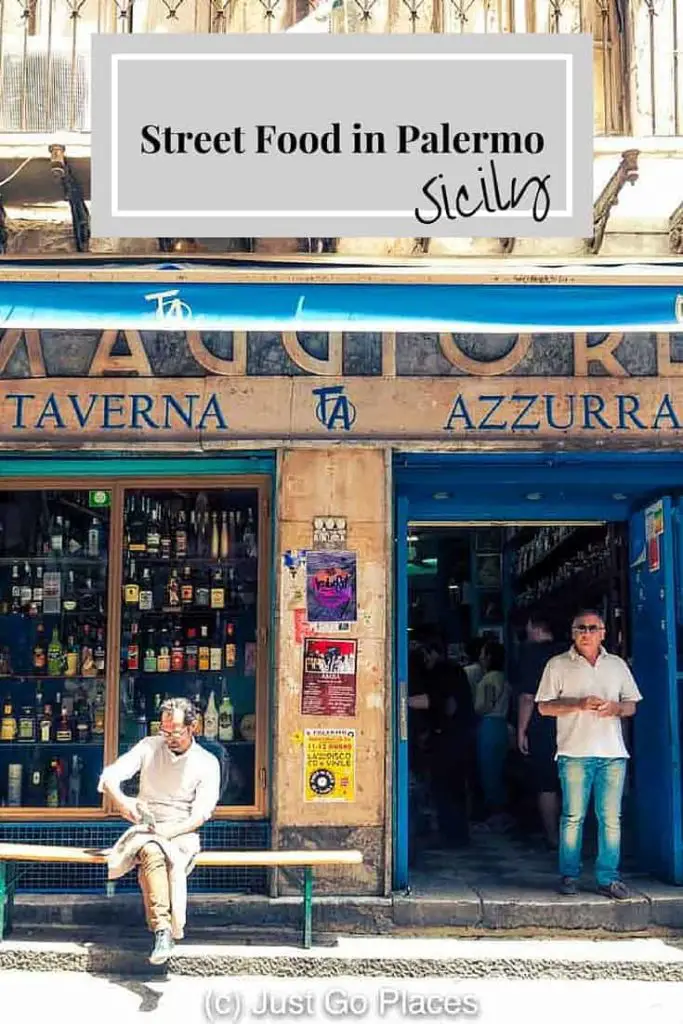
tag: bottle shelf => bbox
[0,675,105,682]
[124,556,256,568]
[0,740,104,748]
[121,608,250,618]
[0,557,107,567]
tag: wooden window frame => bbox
[0,474,271,822]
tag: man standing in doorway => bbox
[516,616,565,849]
[535,610,642,899]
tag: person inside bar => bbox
[98,697,221,965]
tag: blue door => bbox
[394,496,410,889]
[629,497,683,883]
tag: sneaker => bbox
[149,928,175,965]
[597,881,631,901]
[558,877,578,895]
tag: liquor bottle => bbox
[127,495,147,554]
[218,688,234,742]
[139,569,154,611]
[31,566,44,616]
[79,575,97,613]
[220,511,229,559]
[46,759,60,807]
[127,623,141,672]
[243,508,257,559]
[62,570,77,612]
[88,517,102,558]
[27,749,44,807]
[210,567,225,610]
[211,512,220,560]
[65,519,82,558]
[195,571,210,609]
[188,510,198,558]
[10,563,21,614]
[65,635,79,677]
[185,628,198,672]
[160,509,172,561]
[204,691,218,741]
[50,515,64,555]
[33,621,47,673]
[124,561,140,605]
[55,706,74,742]
[171,630,184,672]
[180,565,194,607]
[209,629,222,672]
[229,511,237,549]
[226,568,237,608]
[164,570,181,613]
[143,630,157,673]
[198,626,210,672]
[146,507,161,557]
[157,630,171,673]
[148,694,163,736]
[68,755,82,806]
[20,562,33,613]
[193,691,204,736]
[224,622,237,668]
[75,700,91,743]
[92,685,105,739]
[175,511,188,559]
[7,763,22,807]
[0,706,12,752]
[47,627,64,676]
[39,703,53,743]
[94,628,106,675]
[17,704,36,743]
[80,625,97,678]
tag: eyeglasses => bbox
[573,624,604,634]
[160,727,190,738]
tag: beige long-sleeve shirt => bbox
[98,735,221,825]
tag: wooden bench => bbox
[0,843,363,950]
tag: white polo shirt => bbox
[535,646,642,759]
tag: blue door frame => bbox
[393,451,683,891]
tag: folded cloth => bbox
[105,825,200,940]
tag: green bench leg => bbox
[302,867,313,950]
[0,863,16,941]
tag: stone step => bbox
[11,881,683,936]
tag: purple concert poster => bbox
[305,551,357,624]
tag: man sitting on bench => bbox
[98,697,221,965]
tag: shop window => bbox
[0,479,269,819]
[0,488,111,811]
[118,486,261,809]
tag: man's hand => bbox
[518,731,529,756]
[581,696,604,711]
[118,796,143,825]
[596,700,620,717]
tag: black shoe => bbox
[558,876,578,895]
[597,881,631,901]
[149,928,175,965]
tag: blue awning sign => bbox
[0,280,680,332]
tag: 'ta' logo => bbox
[313,386,357,432]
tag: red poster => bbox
[301,638,357,717]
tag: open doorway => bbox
[406,521,632,875]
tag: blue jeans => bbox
[557,756,627,886]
